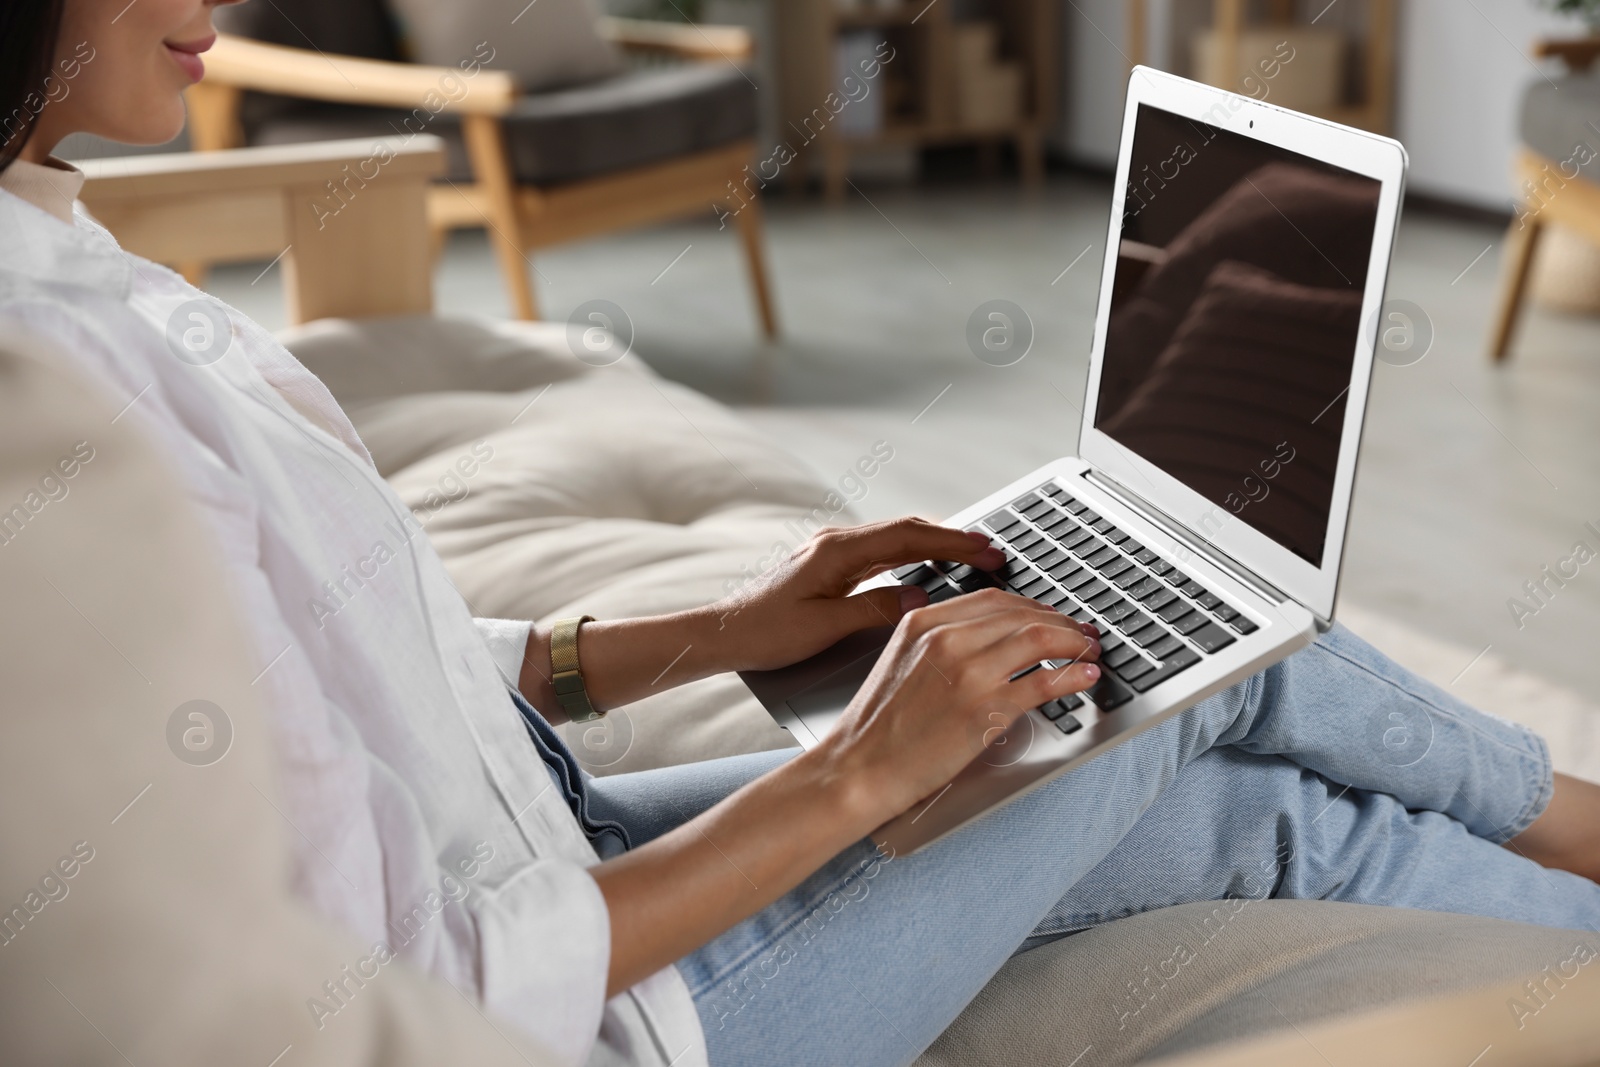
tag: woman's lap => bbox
[582,624,1595,1066]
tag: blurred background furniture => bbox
[1126,0,1395,134]
[1490,35,1600,361]
[775,0,1058,200]
[78,138,443,324]
[186,0,778,336]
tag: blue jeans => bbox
[544,624,1599,1067]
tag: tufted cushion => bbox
[280,315,803,772]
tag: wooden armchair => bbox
[1488,36,1600,361]
[186,12,778,337]
[79,137,446,324]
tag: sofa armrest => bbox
[598,16,754,63]
[1535,35,1600,73]
[201,33,518,114]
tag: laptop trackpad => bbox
[785,645,883,741]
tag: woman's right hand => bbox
[816,588,1103,826]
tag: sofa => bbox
[279,312,1600,1065]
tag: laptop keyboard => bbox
[892,480,1260,734]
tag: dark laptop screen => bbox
[1094,104,1382,567]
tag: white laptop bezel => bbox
[1078,65,1407,623]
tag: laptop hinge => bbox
[1083,469,1310,618]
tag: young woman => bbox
[3,2,1597,1065]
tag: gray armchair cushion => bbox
[917,899,1593,1066]
[244,64,757,186]
[1519,72,1600,183]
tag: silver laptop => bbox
[741,67,1409,855]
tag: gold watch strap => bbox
[550,615,601,722]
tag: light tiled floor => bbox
[209,174,1600,700]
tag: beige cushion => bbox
[282,315,806,772]
[918,899,1597,1066]
[388,0,623,93]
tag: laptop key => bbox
[1091,518,1115,534]
[1055,713,1084,735]
[1086,547,1119,569]
[1023,540,1054,562]
[1121,567,1156,589]
[1074,578,1108,601]
[1048,558,1083,581]
[1070,538,1105,562]
[1132,625,1168,649]
[1022,500,1054,521]
[1213,603,1240,623]
[1148,559,1174,577]
[1087,673,1135,710]
[1090,589,1124,613]
[1113,656,1156,682]
[1147,633,1184,659]
[1116,610,1154,636]
[1036,549,1068,571]
[1077,509,1101,523]
[1110,568,1146,592]
[1189,622,1237,654]
[1121,539,1145,554]
[1181,580,1207,598]
[1130,647,1201,692]
[1140,587,1177,611]
[1103,643,1141,668]
[1011,492,1042,511]
[1041,516,1075,537]
[1064,498,1089,515]
[1035,586,1070,607]
[1100,556,1134,581]
[1059,526,1094,550]
[1230,616,1260,635]
[1069,608,1096,625]
[1171,611,1208,636]
[927,584,960,603]
[1164,568,1192,588]
[1196,591,1223,612]
[1102,528,1131,546]
[1126,575,1162,599]
[1060,568,1098,592]
[1012,530,1043,552]
[1039,694,1083,720]
[1017,576,1052,599]
[893,562,928,580]
[1154,598,1192,622]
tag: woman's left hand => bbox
[520,518,1006,720]
[701,517,1006,673]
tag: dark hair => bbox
[0,0,66,173]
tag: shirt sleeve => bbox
[475,616,535,689]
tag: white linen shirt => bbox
[0,179,707,1067]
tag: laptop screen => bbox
[1094,103,1382,568]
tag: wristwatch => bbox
[550,615,602,722]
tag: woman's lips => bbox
[164,33,215,84]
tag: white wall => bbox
[1058,0,1580,212]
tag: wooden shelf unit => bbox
[1127,0,1395,136]
[776,0,1059,200]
